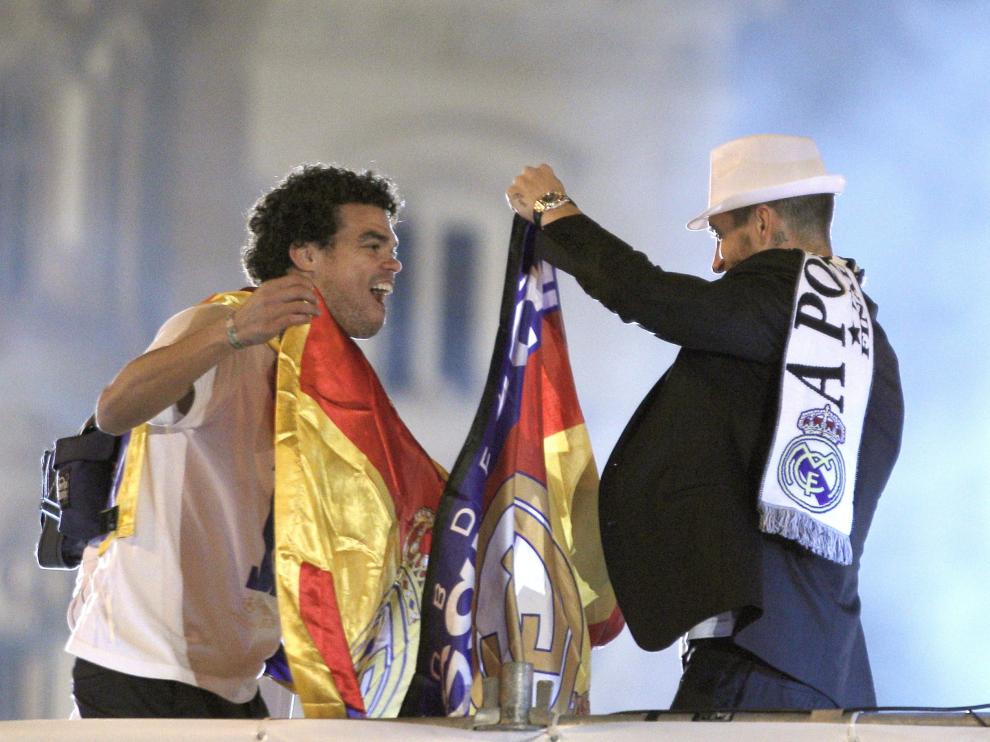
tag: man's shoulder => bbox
[148,296,234,351]
[721,250,803,301]
[162,300,227,328]
[732,248,804,274]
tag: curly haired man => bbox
[66,164,403,718]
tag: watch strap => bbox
[533,192,573,228]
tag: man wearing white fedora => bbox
[507,134,903,710]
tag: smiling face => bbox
[296,202,402,338]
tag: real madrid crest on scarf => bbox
[758,253,874,565]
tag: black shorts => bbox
[71,657,269,719]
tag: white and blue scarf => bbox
[758,253,874,565]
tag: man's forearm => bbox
[95,311,236,435]
[96,274,321,435]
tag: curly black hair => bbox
[242,164,402,284]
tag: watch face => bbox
[536,192,563,211]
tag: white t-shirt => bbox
[66,303,281,703]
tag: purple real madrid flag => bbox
[401,216,622,717]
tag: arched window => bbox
[381,219,480,393]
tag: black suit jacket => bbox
[538,215,903,707]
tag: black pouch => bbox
[38,419,121,570]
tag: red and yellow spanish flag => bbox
[273,291,446,718]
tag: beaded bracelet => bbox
[225,315,247,350]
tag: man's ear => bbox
[289,242,315,272]
[753,204,775,246]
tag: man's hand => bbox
[506,164,580,226]
[228,274,320,347]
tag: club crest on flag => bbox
[350,507,436,716]
[474,473,585,712]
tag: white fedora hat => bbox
[686,134,845,230]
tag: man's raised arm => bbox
[96,274,319,435]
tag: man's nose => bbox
[711,243,725,274]
[384,255,402,274]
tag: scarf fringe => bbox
[759,503,852,565]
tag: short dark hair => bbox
[727,193,834,242]
[242,164,402,284]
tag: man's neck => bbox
[802,243,833,258]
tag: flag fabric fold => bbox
[402,216,622,717]
[273,291,446,718]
